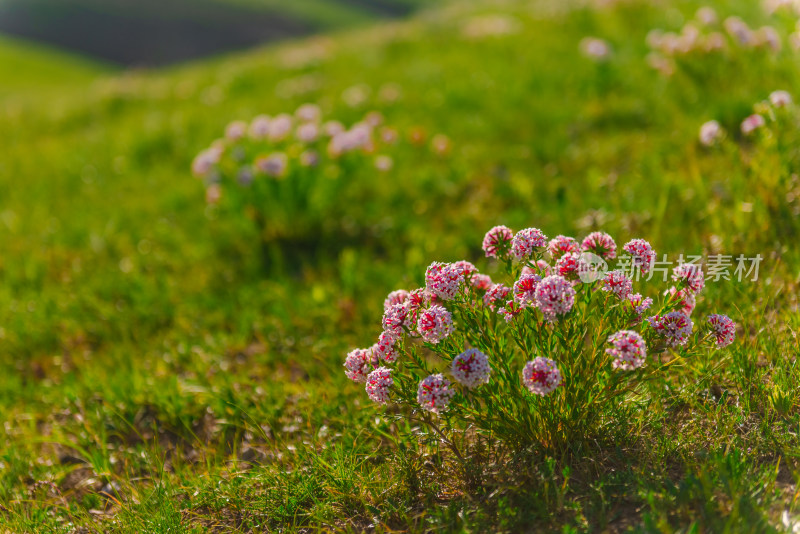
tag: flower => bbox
[268,114,293,141]
[666,286,697,316]
[225,120,247,141]
[417,374,456,413]
[622,239,656,274]
[511,228,548,261]
[699,120,723,146]
[535,275,575,319]
[431,134,452,156]
[366,367,393,403]
[627,293,653,318]
[382,302,409,337]
[770,90,792,108]
[741,114,765,135]
[606,330,647,370]
[295,103,322,123]
[451,349,491,388]
[374,155,393,172]
[205,184,222,204]
[323,120,345,137]
[482,225,513,259]
[425,262,466,301]
[581,231,617,260]
[555,252,585,281]
[672,263,705,293]
[249,115,271,139]
[499,299,524,322]
[648,311,693,347]
[514,273,541,307]
[522,357,562,395]
[602,270,633,299]
[580,37,612,60]
[453,260,478,277]
[299,150,319,167]
[523,260,552,277]
[384,289,410,311]
[483,283,511,311]
[548,235,580,260]
[417,305,455,344]
[374,331,400,363]
[344,348,373,382]
[191,147,222,177]
[296,122,319,143]
[255,153,288,178]
[471,273,493,291]
[708,314,736,348]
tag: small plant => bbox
[191,103,450,268]
[345,225,737,451]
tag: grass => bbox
[1,0,800,531]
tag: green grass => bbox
[1,0,800,531]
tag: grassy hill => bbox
[1,0,799,531]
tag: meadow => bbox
[1,0,799,531]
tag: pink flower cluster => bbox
[648,311,694,347]
[606,330,647,370]
[522,357,562,396]
[623,239,656,274]
[451,349,491,388]
[425,262,466,301]
[582,231,617,260]
[511,228,548,261]
[417,374,456,413]
[535,275,576,320]
[366,367,393,403]
[602,270,633,299]
[417,305,455,344]
[482,225,513,258]
[708,314,736,348]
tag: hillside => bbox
[1,0,799,531]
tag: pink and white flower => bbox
[555,252,585,281]
[708,314,736,348]
[627,293,653,318]
[225,120,247,141]
[255,153,288,178]
[344,348,373,382]
[417,374,456,413]
[522,357,562,396]
[548,235,580,260]
[606,330,647,370]
[648,311,694,347]
[451,349,491,388]
[471,274,493,291]
[417,305,455,344]
[535,275,575,319]
[622,239,656,274]
[365,367,393,403]
[514,273,542,307]
[425,262,466,301]
[699,120,723,146]
[581,231,617,260]
[382,302,409,337]
[511,228,548,262]
[770,90,792,108]
[384,289,410,311]
[672,263,705,293]
[482,225,513,259]
[741,114,765,135]
[483,283,512,311]
[602,270,633,299]
[374,331,400,364]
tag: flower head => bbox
[268,114,293,141]
[365,367,393,403]
[602,270,633,300]
[741,114,765,135]
[514,273,542,307]
[382,302,409,337]
[708,314,736,348]
[192,148,221,177]
[770,90,792,108]
[498,299,524,323]
[451,349,491,388]
[511,228,548,262]
[384,289,410,311]
[483,283,512,311]
[648,311,694,347]
[555,252,586,281]
[623,239,656,274]
[425,262,466,301]
[581,231,617,260]
[672,263,705,293]
[699,120,723,146]
[295,103,322,123]
[374,331,400,363]
[249,115,271,139]
[417,305,455,344]
[225,120,247,141]
[606,330,647,370]
[522,357,562,395]
[471,273,493,291]
[344,348,373,382]
[535,275,575,320]
[417,374,456,413]
[255,153,288,178]
[548,235,580,260]
[296,122,319,143]
[627,293,653,318]
[482,225,513,259]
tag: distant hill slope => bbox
[0,0,427,66]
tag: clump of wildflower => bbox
[770,90,792,108]
[344,348,373,382]
[522,357,562,396]
[699,120,724,146]
[484,283,512,311]
[514,273,541,307]
[249,115,270,139]
[451,349,491,388]
[417,374,456,413]
[374,331,400,364]
[672,263,705,293]
[511,227,548,262]
[627,293,653,318]
[268,114,293,141]
[623,239,656,274]
[602,270,633,299]
[708,314,736,348]
[383,303,409,337]
[471,273,493,291]
[425,262,465,301]
[384,289,410,311]
[417,305,455,344]
[581,231,616,260]
[482,225,513,259]
[666,286,696,316]
[535,275,575,319]
[741,114,765,135]
[648,311,694,347]
[365,367,393,403]
[548,235,580,260]
[606,330,647,370]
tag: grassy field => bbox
[1,0,800,531]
